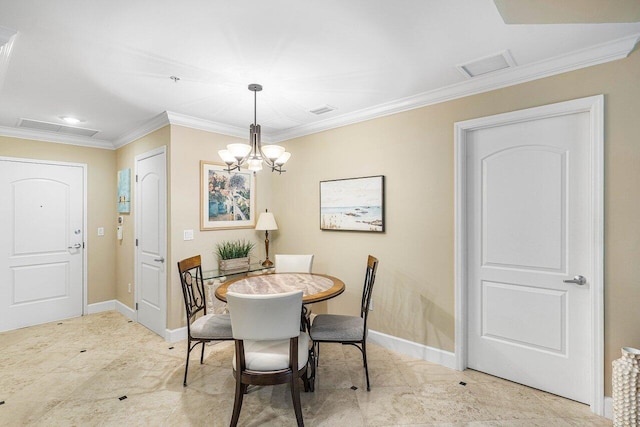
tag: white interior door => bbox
[0,158,85,332]
[461,99,602,405]
[135,147,167,337]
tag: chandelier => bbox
[218,84,291,174]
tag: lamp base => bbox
[261,259,274,268]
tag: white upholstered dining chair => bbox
[275,254,315,331]
[227,290,310,427]
[275,254,314,273]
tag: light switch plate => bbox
[97,227,104,236]
[183,229,194,241]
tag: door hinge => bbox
[83,242,85,249]
[135,174,138,182]
[136,303,138,310]
[135,238,138,246]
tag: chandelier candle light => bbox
[255,209,278,268]
[218,84,291,174]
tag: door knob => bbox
[68,243,82,249]
[563,275,586,286]
[154,257,165,263]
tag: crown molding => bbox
[165,111,250,140]
[112,111,170,148]
[269,33,639,142]
[112,111,253,149]
[0,125,113,149]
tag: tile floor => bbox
[0,311,611,426]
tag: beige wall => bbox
[273,49,640,396]
[114,126,170,309]
[0,136,117,304]
[166,125,274,329]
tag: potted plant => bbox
[215,239,255,272]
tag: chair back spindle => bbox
[360,255,379,323]
[178,255,207,325]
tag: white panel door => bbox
[0,159,84,331]
[467,111,591,403]
[135,148,166,337]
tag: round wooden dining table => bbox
[214,272,345,303]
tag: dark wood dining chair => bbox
[178,255,233,386]
[309,255,379,391]
[227,290,310,427]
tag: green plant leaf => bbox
[215,239,256,260]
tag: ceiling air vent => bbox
[310,105,336,115]
[18,119,99,137]
[457,50,516,78]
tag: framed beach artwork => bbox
[320,175,385,232]
[200,161,256,230]
[117,168,131,213]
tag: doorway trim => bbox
[0,156,88,316]
[453,95,604,414]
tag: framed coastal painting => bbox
[200,161,256,230]
[117,168,131,213]
[320,175,385,232]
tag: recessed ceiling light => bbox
[60,116,82,124]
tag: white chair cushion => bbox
[233,332,310,371]
[190,313,233,340]
[310,314,364,342]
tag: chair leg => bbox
[290,373,304,427]
[302,366,311,392]
[230,380,246,427]
[200,341,206,364]
[362,340,370,391]
[183,339,191,387]
[307,344,316,392]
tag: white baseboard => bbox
[86,299,136,322]
[604,396,613,420]
[368,329,457,369]
[115,300,136,321]
[166,326,187,343]
[86,299,115,314]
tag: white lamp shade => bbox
[227,143,252,159]
[255,212,278,230]
[262,144,285,160]
[218,149,236,164]
[275,151,291,166]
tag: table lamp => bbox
[255,209,278,267]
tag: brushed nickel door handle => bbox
[563,275,586,286]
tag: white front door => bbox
[458,97,603,406]
[135,147,167,337]
[0,158,85,332]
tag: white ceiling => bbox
[0,0,638,148]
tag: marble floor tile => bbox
[0,311,613,426]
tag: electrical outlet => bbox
[128,283,131,293]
